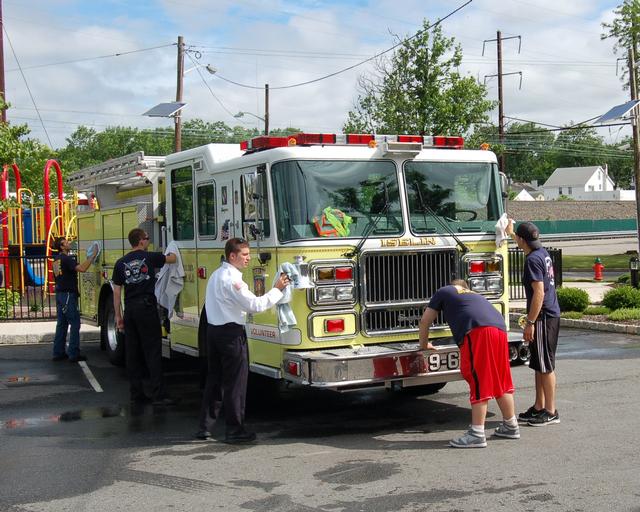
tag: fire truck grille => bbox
[362,306,447,335]
[360,250,458,335]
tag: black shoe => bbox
[195,430,211,440]
[518,405,543,423]
[52,353,68,361]
[224,430,256,444]
[152,397,178,406]
[69,355,87,362]
[528,409,560,427]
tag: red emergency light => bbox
[433,136,464,148]
[397,135,424,143]
[345,134,375,145]
[334,267,353,280]
[239,133,465,152]
[292,133,336,145]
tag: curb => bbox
[509,312,640,336]
[0,331,100,346]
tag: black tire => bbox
[101,298,125,366]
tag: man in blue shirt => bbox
[508,220,561,427]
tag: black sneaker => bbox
[52,353,68,361]
[195,430,211,440]
[69,355,87,362]
[528,409,560,427]
[224,430,256,444]
[518,405,543,423]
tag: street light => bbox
[184,63,217,76]
[235,111,265,122]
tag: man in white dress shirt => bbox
[197,237,290,443]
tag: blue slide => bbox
[23,258,45,286]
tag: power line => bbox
[5,43,174,72]
[3,25,52,147]
[212,0,472,91]
[185,52,237,121]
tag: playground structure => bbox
[0,160,79,319]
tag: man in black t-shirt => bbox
[52,237,97,362]
[112,228,177,405]
[508,220,561,427]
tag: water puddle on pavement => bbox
[0,406,125,430]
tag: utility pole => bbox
[628,45,640,256]
[497,30,504,172]
[483,31,522,176]
[264,83,269,135]
[0,0,6,123]
[175,35,184,152]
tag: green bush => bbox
[583,306,610,315]
[556,287,590,312]
[617,273,630,284]
[561,311,583,319]
[608,308,640,321]
[602,286,640,311]
[0,289,21,318]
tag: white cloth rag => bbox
[273,262,298,332]
[154,241,185,318]
[495,213,510,248]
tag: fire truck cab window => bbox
[197,182,216,238]
[171,166,194,240]
[404,161,502,234]
[271,160,401,242]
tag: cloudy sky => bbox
[1,0,630,149]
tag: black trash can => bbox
[630,257,639,289]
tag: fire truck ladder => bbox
[67,151,166,190]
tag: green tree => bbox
[601,0,640,88]
[344,21,495,136]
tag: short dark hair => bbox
[128,228,147,247]
[53,237,66,252]
[225,237,249,260]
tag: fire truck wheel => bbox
[102,299,125,367]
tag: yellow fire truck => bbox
[70,133,525,393]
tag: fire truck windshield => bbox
[404,161,502,234]
[271,160,402,242]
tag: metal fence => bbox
[0,254,56,320]
[508,247,563,300]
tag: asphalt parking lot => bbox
[1,328,640,512]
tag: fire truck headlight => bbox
[335,286,354,301]
[469,277,486,292]
[485,277,503,293]
[315,287,336,303]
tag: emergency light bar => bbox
[239,133,464,152]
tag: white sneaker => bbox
[449,429,487,448]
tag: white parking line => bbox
[78,361,103,393]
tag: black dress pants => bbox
[199,323,248,433]
[124,297,165,401]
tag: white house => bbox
[510,182,544,201]
[542,165,634,200]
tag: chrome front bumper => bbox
[282,340,462,390]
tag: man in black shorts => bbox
[508,220,561,426]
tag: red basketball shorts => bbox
[459,326,514,404]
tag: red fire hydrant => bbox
[593,257,604,281]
